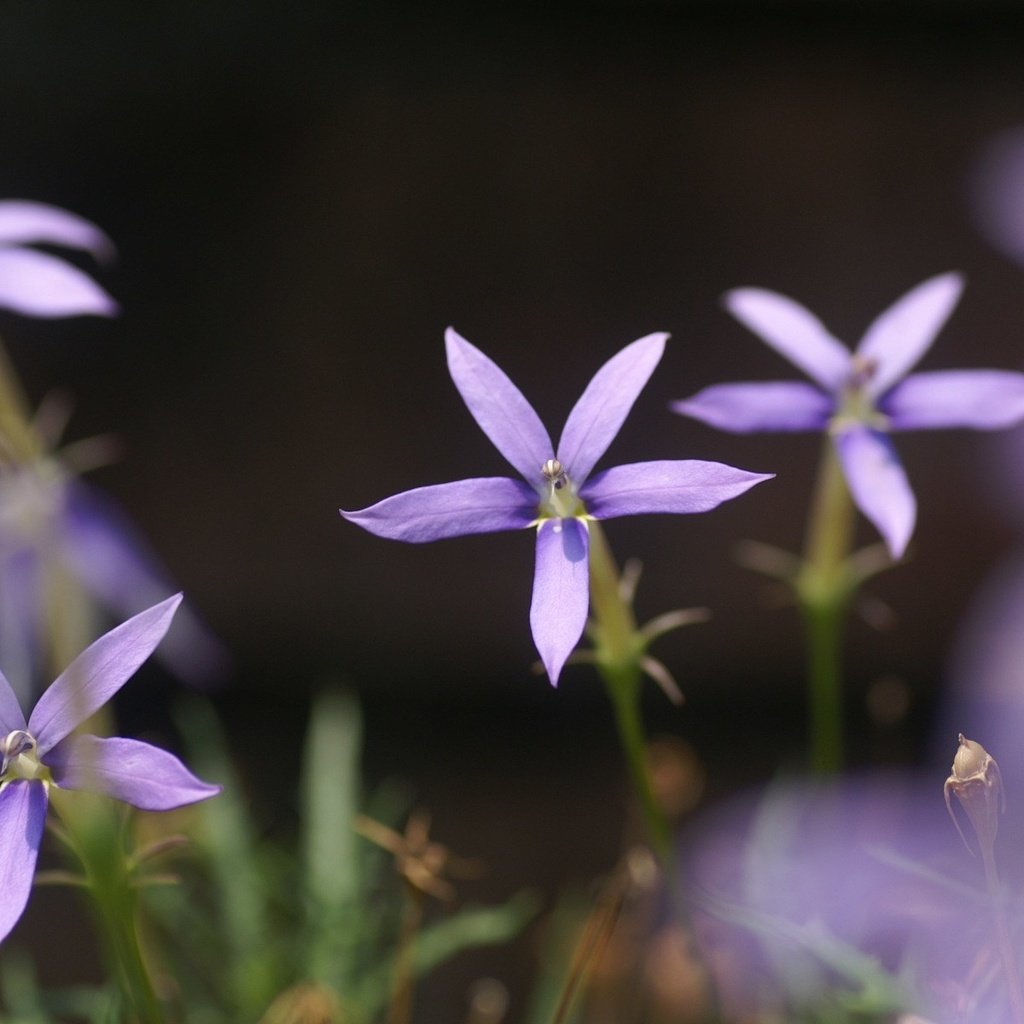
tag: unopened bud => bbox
[944,733,1004,856]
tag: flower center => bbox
[538,459,584,519]
[0,729,46,786]
[831,355,889,432]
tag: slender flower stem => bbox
[981,844,1024,1024]
[387,882,426,1024]
[50,790,166,1024]
[588,521,670,858]
[796,438,856,774]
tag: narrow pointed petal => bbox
[29,595,182,755]
[881,370,1024,430]
[445,328,553,482]
[834,426,916,559]
[672,381,833,433]
[856,272,964,398]
[0,201,114,261]
[0,250,118,318]
[46,735,220,810]
[0,670,26,734]
[0,781,47,944]
[724,288,851,390]
[582,460,773,518]
[557,333,667,481]
[61,483,230,685]
[530,518,589,685]
[341,477,537,542]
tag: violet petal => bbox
[0,780,47,944]
[530,518,589,685]
[882,369,1024,430]
[445,328,553,482]
[46,735,220,810]
[29,595,182,755]
[557,333,667,482]
[0,246,117,315]
[582,460,774,519]
[0,670,26,734]
[0,201,114,261]
[856,272,964,398]
[723,288,851,390]
[0,249,117,318]
[672,381,833,433]
[834,426,916,559]
[341,477,538,542]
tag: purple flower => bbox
[0,201,118,318]
[0,455,229,702]
[0,594,219,944]
[673,273,1024,558]
[342,329,772,683]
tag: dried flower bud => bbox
[944,733,1004,856]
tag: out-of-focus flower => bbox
[0,201,117,318]
[0,398,228,701]
[687,774,995,1023]
[969,127,1024,268]
[673,274,1024,558]
[342,328,772,683]
[0,594,220,944]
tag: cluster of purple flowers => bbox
[0,201,219,945]
[343,276,1024,680]
[5,193,1024,962]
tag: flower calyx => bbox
[0,729,49,788]
[944,733,1004,856]
[831,356,890,434]
[538,458,585,521]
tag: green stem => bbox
[603,663,670,859]
[588,521,670,858]
[387,883,425,1024]
[587,521,637,656]
[800,600,845,774]
[50,791,166,1023]
[982,844,1024,1024]
[796,438,856,775]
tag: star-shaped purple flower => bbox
[0,201,117,318]
[342,329,772,684]
[673,273,1024,559]
[0,594,219,944]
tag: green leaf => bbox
[172,698,283,1015]
[299,688,366,986]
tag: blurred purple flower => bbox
[688,773,1005,1022]
[0,594,219,944]
[342,328,772,684]
[673,273,1024,558]
[0,447,229,702]
[0,201,117,318]
[969,127,1024,268]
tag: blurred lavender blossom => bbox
[674,274,1024,558]
[342,328,772,683]
[0,201,117,318]
[0,197,225,698]
[0,425,230,701]
[688,772,1013,1022]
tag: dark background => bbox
[5,0,1024,1010]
